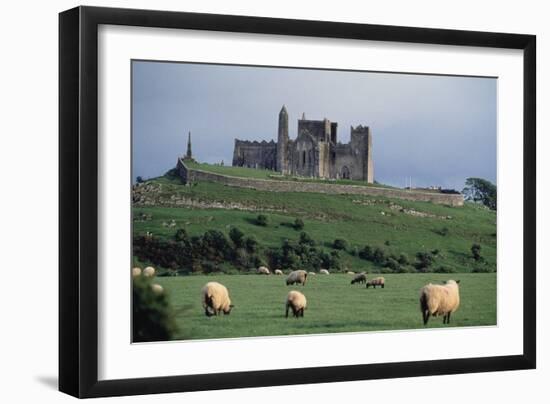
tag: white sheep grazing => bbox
[419,280,461,325]
[286,270,308,286]
[274,269,284,275]
[257,266,271,275]
[151,283,164,295]
[143,266,156,277]
[319,269,330,275]
[132,267,142,277]
[308,272,316,276]
[366,276,385,289]
[346,271,355,275]
[286,290,307,318]
[201,281,234,317]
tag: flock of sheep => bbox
[132,266,461,325]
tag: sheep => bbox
[286,270,308,286]
[346,271,355,275]
[201,281,234,317]
[257,266,271,275]
[286,290,307,318]
[319,269,330,275]
[274,269,284,275]
[351,273,367,285]
[366,276,385,289]
[131,267,142,277]
[419,280,460,325]
[143,266,156,278]
[308,272,316,276]
[151,283,164,295]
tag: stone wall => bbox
[178,159,464,206]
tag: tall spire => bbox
[186,131,192,159]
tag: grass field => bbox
[153,273,496,341]
[134,175,496,273]
[185,161,398,188]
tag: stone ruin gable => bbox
[290,129,330,178]
[232,139,277,170]
[297,118,337,143]
[328,125,373,181]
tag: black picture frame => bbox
[59,5,536,398]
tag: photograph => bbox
[130,60,497,342]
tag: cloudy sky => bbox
[132,61,496,190]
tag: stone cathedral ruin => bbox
[232,106,374,182]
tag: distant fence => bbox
[176,158,464,207]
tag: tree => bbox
[293,218,305,230]
[136,176,144,183]
[174,228,188,242]
[332,238,348,250]
[471,243,482,261]
[462,177,497,210]
[229,227,245,248]
[256,214,268,226]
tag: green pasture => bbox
[153,273,497,341]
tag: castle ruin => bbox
[232,106,374,182]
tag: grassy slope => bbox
[154,273,496,341]
[186,161,397,188]
[133,175,496,273]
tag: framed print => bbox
[59,6,536,398]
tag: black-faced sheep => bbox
[286,270,308,286]
[257,266,271,275]
[201,281,234,317]
[366,276,385,288]
[286,290,307,318]
[351,273,367,285]
[419,280,460,325]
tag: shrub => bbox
[229,227,245,248]
[174,228,188,242]
[471,243,482,261]
[244,236,258,253]
[415,251,434,271]
[398,254,409,265]
[384,240,391,246]
[431,249,440,256]
[299,231,315,246]
[359,245,373,260]
[385,257,401,271]
[133,276,178,342]
[436,227,450,236]
[136,176,144,183]
[256,214,268,226]
[332,238,348,250]
[293,218,305,230]
[434,265,456,273]
[372,247,386,265]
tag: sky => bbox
[132,61,496,190]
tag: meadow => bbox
[153,273,497,341]
[133,174,497,273]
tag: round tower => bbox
[277,105,289,174]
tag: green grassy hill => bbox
[133,173,496,274]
